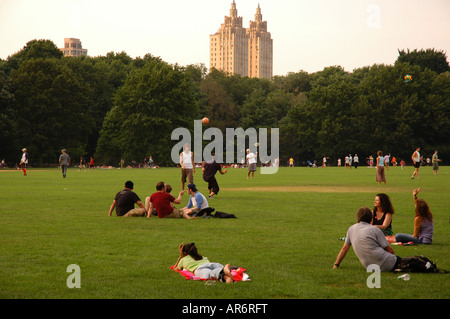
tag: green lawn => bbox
[1,165,449,299]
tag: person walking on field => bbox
[411,147,421,179]
[59,149,70,178]
[20,148,28,176]
[432,150,441,175]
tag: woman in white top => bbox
[411,147,421,179]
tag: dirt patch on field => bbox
[223,185,407,193]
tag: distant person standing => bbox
[89,157,95,169]
[384,153,390,170]
[411,147,421,179]
[246,149,257,179]
[20,148,28,176]
[78,156,85,171]
[180,143,195,190]
[432,150,441,175]
[59,149,71,178]
[376,150,388,184]
[289,157,294,167]
[353,154,359,169]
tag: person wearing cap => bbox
[20,148,29,176]
[59,149,71,178]
[182,183,209,216]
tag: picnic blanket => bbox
[171,265,249,282]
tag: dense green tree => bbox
[10,58,91,165]
[397,48,450,74]
[3,39,63,74]
[96,58,199,165]
[0,68,17,164]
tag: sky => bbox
[1,0,449,75]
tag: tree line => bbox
[1,40,449,167]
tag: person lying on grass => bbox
[174,243,234,283]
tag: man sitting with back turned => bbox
[108,181,147,217]
[333,206,400,271]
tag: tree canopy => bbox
[0,41,449,167]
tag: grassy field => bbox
[0,165,449,300]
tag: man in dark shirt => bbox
[108,181,146,217]
[202,153,227,198]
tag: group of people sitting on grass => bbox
[108,178,436,277]
[368,187,433,245]
[333,187,436,272]
[108,180,237,282]
[108,180,209,220]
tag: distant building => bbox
[60,38,87,57]
[210,1,273,79]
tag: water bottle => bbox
[397,274,410,281]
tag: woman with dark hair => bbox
[174,243,234,283]
[395,188,434,244]
[372,193,395,242]
[376,150,389,184]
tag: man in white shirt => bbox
[246,149,257,179]
[411,147,421,179]
[20,148,28,176]
[180,144,195,190]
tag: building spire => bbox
[230,0,237,19]
[255,3,262,23]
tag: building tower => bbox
[210,1,248,76]
[210,2,273,79]
[247,4,273,79]
[60,38,88,57]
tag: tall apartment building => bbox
[210,1,273,79]
[60,38,88,57]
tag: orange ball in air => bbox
[202,117,209,125]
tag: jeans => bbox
[194,263,224,280]
[61,165,68,177]
[395,233,423,244]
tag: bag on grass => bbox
[395,255,438,273]
[213,211,237,218]
[196,207,215,217]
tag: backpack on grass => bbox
[394,255,438,273]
